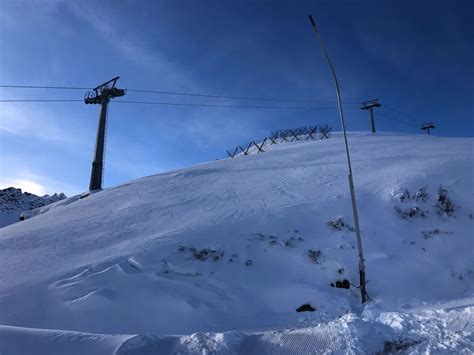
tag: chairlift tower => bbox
[361,99,381,133]
[84,77,125,191]
[421,122,435,135]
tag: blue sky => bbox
[0,0,472,196]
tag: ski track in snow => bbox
[0,132,473,354]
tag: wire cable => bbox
[0,99,83,102]
[378,112,419,128]
[0,84,362,105]
[112,100,351,109]
[384,105,420,121]
[0,98,360,109]
[126,88,361,105]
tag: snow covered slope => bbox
[0,187,66,228]
[0,133,472,354]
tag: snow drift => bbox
[0,132,472,354]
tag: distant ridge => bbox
[0,187,66,228]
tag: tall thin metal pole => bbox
[369,107,376,133]
[308,15,369,303]
[89,97,109,191]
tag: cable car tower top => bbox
[84,76,125,105]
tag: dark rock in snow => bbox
[394,206,428,219]
[421,229,451,239]
[327,217,355,232]
[380,338,422,353]
[308,249,322,264]
[435,186,455,217]
[296,304,316,312]
[330,279,350,289]
[191,248,224,262]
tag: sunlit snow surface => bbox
[1,133,473,354]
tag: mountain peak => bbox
[0,187,66,228]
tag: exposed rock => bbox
[296,304,316,312]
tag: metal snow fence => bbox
[226,125,331,159]
[319,125,332,139]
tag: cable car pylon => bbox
[84,77,125,191]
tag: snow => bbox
[0,325,132,355]
[0,132,472,354]
[1,306,472,354]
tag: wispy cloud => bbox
[67,2,192,88]
[0,179,46,196]
[0,104,64,142]
[0,103,87,196]
[0,103,91,149]
[0,166,80,196]
[0,0,62,29]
